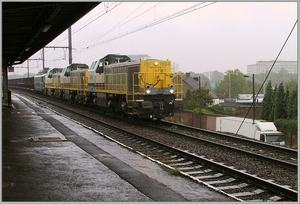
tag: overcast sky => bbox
[12,2,297,75]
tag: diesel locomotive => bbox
[9,54,184,120]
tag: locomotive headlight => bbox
[154,62,158,66]
[146,84,151,94]
[169,84,174,94]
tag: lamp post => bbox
[199,76,201,128]
[228,73,231,99]
[244,74,255,124]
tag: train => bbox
[8,76,35,90]
[8,54,184,120]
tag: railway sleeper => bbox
[158,152,173,156]
[268,195,283,202]
[184,169,213,175]
[205,177,236,185]
[141,148,161,154]
[146,153,168,158]
[163,157,185,164]
[160,157,181,163]
[139,143,150,146]
[217,182,249,190]
[163,155,178,160]
[196,173,223,179]
[169,161,194,167]
[230,189,264,197]
[178,165,203,171]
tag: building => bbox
[201,71,224,86]
[183,73,200,97]
[247,60,297,75]
[188,71,224,89]
[172,62,179,72]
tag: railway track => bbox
[138,120,298,169]
[101,130,296,201]
[155,120,298,165]
[12,90,298,202]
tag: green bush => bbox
[207,104,234,116]
[274,118,298,134]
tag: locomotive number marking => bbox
[159,61,170,66]
[144,61,170,67]
[144,62,151,66]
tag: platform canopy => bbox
[2,2,101,67]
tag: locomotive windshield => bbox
[47,68,63,78]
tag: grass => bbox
[161,166,181,176]
[168,125,178,132]
[130,148,138,153]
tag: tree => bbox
[260,80,273,120]
[268,85,277,122]
[274,82,286,120]
[214,69,249,98]
[183,88,213,111]
[185,90,192,100]
[285,78,297,92]
[199,88,214,107]
[285,86,290,120]
[287,86,298,119]
[260,79,298,121]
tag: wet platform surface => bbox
[2,94,236,202]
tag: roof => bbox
[183,75,199,89]
[183,74,219,99]
[2,2,100,67]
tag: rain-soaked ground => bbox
[2,94,236,202]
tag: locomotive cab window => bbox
[65,68,70,77]
[90,61,96,70]
[96,61,104,73]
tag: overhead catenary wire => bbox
[46,2,159,65]
[77,2,167,48]
[45,2,216,65]
[46,2,123,55]
[72,2,124,35]
[15,2,153,69]
[72,2,168,55]
[75,2,153,48]
[74,2,213,54]
[235,19,298,135]
[72,2,216,56]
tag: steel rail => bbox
[162,120,297,155]
[145,124,298,169]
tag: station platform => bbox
[2,93,236,202]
